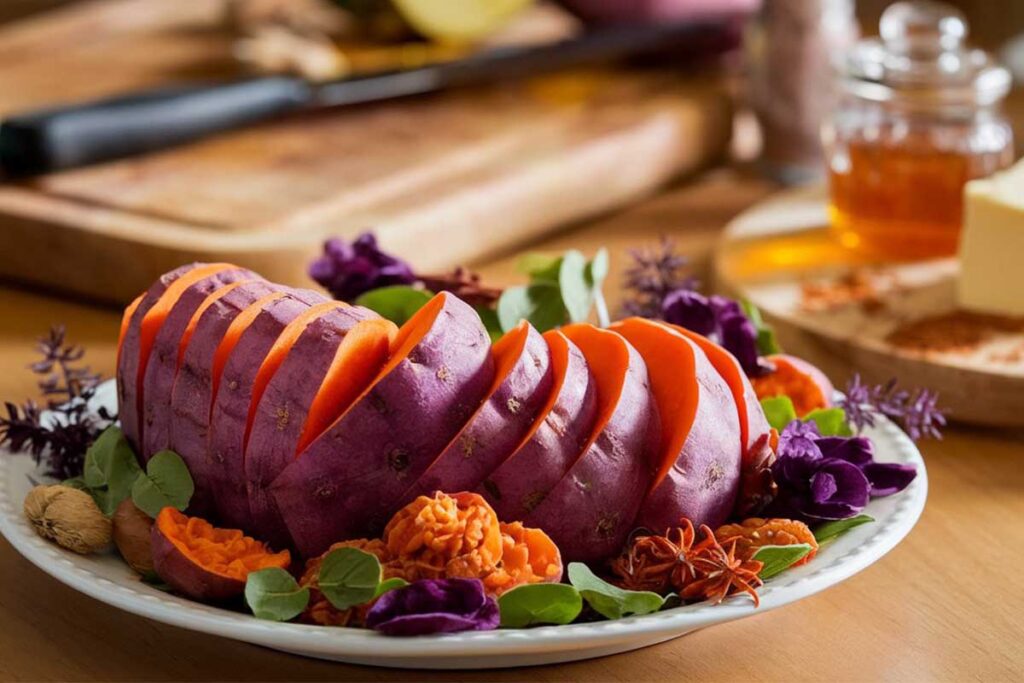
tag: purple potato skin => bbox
[150,520,245,602]
[168,281,279,518]
[244,305,377,547]
[401,324,554,504]
[523,331,660,564]
[118,264,196,453]
[140,269,258,461]
[479,332,598,523]
[631,332,744,534]
[271,293,495,558]
[206,292,328,531]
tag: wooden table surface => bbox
[1,168,1023,681]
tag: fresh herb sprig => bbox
[0,326,114,480]
[622,236,696,318]
[838,375,946,441]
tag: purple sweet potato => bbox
[140,269,259,461]
[479,329,598,522]
[271,292,495,557]
[399,321,554,504]
[168,281,282,516]
[206,294,335,530]
[243,305,386,547]
[523,324,660,564]
[118,263,203,451]
[613,318,743,533]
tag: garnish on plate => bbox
[0,325,113,480]
[838,374,946,441]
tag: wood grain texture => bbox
[714,186,1024,428]
[2,170,1023,681]
[0,0,731,304]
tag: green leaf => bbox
[567,562,665,620]
[62,476,87,490]
[805,408,854,437]
[558,250,592,323]
[354,286,433,326]
[814,514,874,544]
[518,253,562,282]
[498,583,582,628]
[83,426,143,515]
[585,248,610,287]
[318,547,383,610]
[760,396,798,432]
[130,450,195,519]
[373,577,409,599]
[741,299,782,355]
[475,305,503,343]
[752,544,813,579]
[496,284,567,334]
[245,568,310,622]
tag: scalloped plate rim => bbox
[0,380,927,669]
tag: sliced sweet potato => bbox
[399,321,555,503]
[669,323,772,461]
[117,293,144,363]
[176,280,251,369]
[271,292,495,557]
[478,330,598,522]
[613,318,743,532]
[140,270,259,461]
[119,264,207,451]
[150,508,290,603]
[208,297,339,530]
[523,324,660,563]
[245,309,395,547]
[168,282,281,516]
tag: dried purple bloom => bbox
[309,232,416,302]
[622,236,697,318]
[766,421,917,522]
[0,326,113,480]
[662,292,770,377]
[838,375,946,441]
[365,578,499,636]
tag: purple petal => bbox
[777,421,822,460]
[862,462,917,496]
[817,436,873,466]
[717,313,761,377]
[810,471,838,502]
[365,578,499,636]
[661,290,715,336]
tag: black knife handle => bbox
[0,76,313,176]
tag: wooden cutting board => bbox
[0,0,732,305]
[713,186,1024,428]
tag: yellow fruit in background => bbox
[391,0,534,43]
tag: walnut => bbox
[23,485,111,554]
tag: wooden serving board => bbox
[0,0,732,305]
[713,186,1024,428]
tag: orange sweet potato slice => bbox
[150,507,289,603]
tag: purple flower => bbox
[766,421,917,522]
[365,578,499,636]
[622,236,696,318]
[838,375,946,442]
[309,232,416,302]
[662,291,770,377]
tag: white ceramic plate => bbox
[0,381,927,669]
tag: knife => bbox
[0,18,739,177]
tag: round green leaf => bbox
[499,583,582,628]
[760,396,798,432]
[318,547,383,610]
[354,286,433,326]
[496,284,567,333]
[567,562,665,620]
[585,248,609,286]
[130,450,195,519]
[83,426,143,515]
[245,568,310,622]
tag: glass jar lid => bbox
[841,0,1011,108]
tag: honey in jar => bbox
[823,1,1014,260]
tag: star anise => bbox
[610,521,697,593]
[681,526,764,607]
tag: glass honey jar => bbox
[822,1,1014,260]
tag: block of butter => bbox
[958,160,1024,316]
